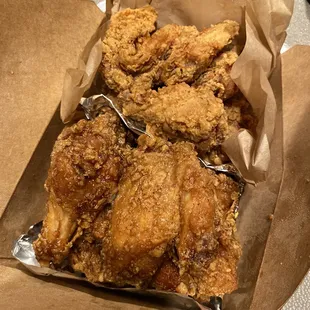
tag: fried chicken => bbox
[101,6,157,92]
[160,20,240,85]
[119,24,187,74]
[69,205,112,282]
[101,6,239,96]
[193,51,239,100]
[120,83,228,152]
[35,6,246,301]
[170,142,241,299]
[100,148,180,287]
[65,137,241,301]
[33,109,129,265]
[100,8,243,158]
[152,257,180,291]
[128,25,199,95]
[225,93,257,136]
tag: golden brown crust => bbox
[193,51,239,100]
[121,83,228,152]
[101,6,158,92]
[100,7,239,97]
[36,7,246,301]
[225,93,258,136]
[160,20,240,85]
[152,258,180,291]
[171,142,241,299]
[99,149,180,286]
[63,138,241,300]
[34,110,129,265]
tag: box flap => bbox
[0,0,104,217]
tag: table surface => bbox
[282,0,310,309]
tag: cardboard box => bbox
[1,1,310,309]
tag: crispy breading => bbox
[33,109,129,265]
[64,137,241,301]
[225,93,257,136]
[194,51,239,100]
[160,20,240,85]
[100,148,180,287]
[121,83,228,152]
[36,6,246,301]
[152,258,180,291]
[101,6,239,96]
[172,142,241,299]
[101,6,157,92]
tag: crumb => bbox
[268,214,274,221]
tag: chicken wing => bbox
[160,20,240,85]
[101,6,157,92]
[121,83,228,152]
[33,109,129,265]
[99,148,180,287]
[171,142,241,299]
[193,50,239,100]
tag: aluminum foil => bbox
[12,94,246,310]
[12,222,214,309]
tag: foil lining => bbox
[12,222,213,309]
[12,94,246,310]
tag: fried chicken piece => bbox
[152,257,180,291]
[196,173,241,299]
[171,142,241,299]
[160,20,240,85]
[121,83,228,152]
[101,6,157,92]
[102,13,198,94]
[69,206,112,282]
[119,24,188,74]
[69,238,102,281]
[99,148,180,287]
[128,25,199,95]
[66,136,241,300]
[101,7,239,96]
[193,51,239,100]
[33,110,128,265]
[225,93,257,136]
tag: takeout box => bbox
[1,0,310,309]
